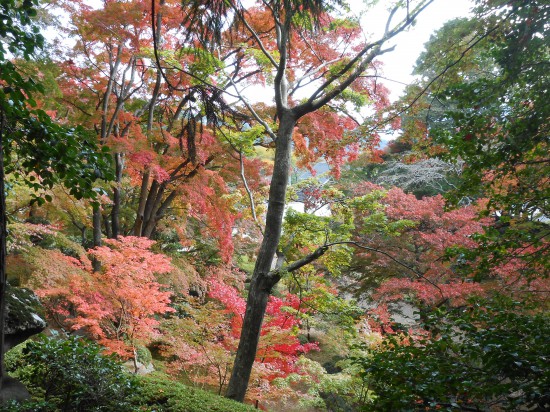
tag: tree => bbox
[355,297,550,411]
[348,1,549,408]
[159,267,319,402]
[431,0,549,278]
[37,237,175,361]
[179,0,436,400]
[394,0,549,279]
[50,0,253,254]
[0,0,110,398]
[376,158,465,198]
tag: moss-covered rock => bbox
[4,284,46,352]
[133,374,256,412]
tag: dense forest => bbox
[0,0,548,410]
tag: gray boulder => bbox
[1,284,47,402]
[4,284,47,352]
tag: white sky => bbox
[364,0,474,100]
[236,0,475,105]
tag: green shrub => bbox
[4,335,135,412]
[0,400,57,412]
[354,298,550,411]
[3,337,256,412]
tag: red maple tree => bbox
[38,236,175,358]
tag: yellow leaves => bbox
[224,124,267,156]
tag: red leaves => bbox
[350,184,491,330]
[207,275,318,381]
[39,236,175,358]
[295,109,362,178]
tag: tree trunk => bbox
[226,109,296,401]
[103,213,112,239]
[111,152,124,238]
[141,180,160,234]
[0,113,7,392]
[92,204,102,272]
[142,189,177,238]
[133,169,150,235]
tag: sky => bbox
[234,0,475,105]
[364,0,474,100]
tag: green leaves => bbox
[8,335,136,411]
[408,0,549,288]
[224,123,268,156]
[1,0,113,205]
[355,297,550,411]
[0,0,44,60]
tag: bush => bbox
[0,400,57,412]
[3,337,257,412]
[354,298,550,411]
[4,335,135,411]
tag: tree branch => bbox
[240,152,264,235]
[227,76,277,140]
[294,1,434,118]
[268,239,445,298]
[232,4,279,70]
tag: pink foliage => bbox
[351,184,491,330]
[150,164,171,183]
[129,150,154,167]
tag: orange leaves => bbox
[39,236,175,358]
[295,109,361,178]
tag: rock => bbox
[4,284,47,353]
[0,376,30,402]
[122,360,155,375]
[1,284,47,402]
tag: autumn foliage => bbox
[2,0,548,409]
[38,237,174,357]
[158,266,318,401]
[343,183,491,331]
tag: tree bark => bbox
[92,204,102,272]
[133,169,150,235]
[111,152,124,238]
[0,112,7,391]
[226,109,296,401]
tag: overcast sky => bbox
[364,0,474,100]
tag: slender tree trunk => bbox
[226,109,296,401]
[130,1,163,238]
[111,188,120,238]
[141,183,165,237]
[141,180,160,233]
[0,112,7,392]
[92,204,102,272]
[103,213,112,239]
[80,226,86,247]
[133,170,150,235]
[111,153,124,238]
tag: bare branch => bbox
[240,152,264,235]
[294,1,434,117]
[232,5,279,70]
[227,75,277,140]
